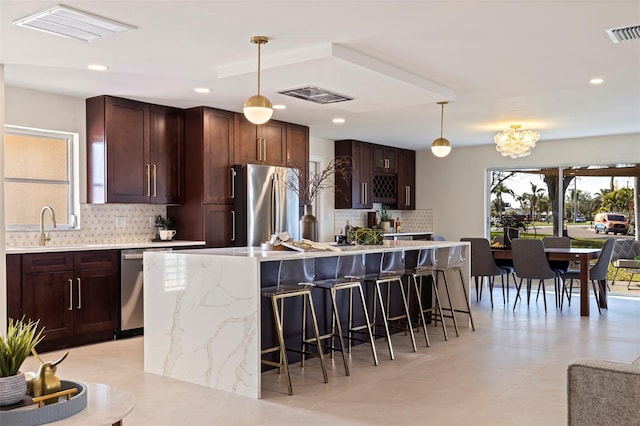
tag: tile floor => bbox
[23,288,640,426]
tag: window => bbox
[4,125,79,230]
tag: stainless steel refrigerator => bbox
[233,164,300,247]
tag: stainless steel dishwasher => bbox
[118,248,172,338]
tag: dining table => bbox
[492,247,602,316]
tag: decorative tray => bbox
[0,380,87,426]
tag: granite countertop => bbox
[6,240,206,254]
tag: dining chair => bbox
[562,238,615,314]
[461,237,514,308]
[511,238,563,313]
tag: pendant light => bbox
[243,36,273,125]
[431,101,451,158]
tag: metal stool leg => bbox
[329,287,350,376]
[374,281,395,360]
[271,295,293,395]
[411,274,430,346]
[355,283,379,366]
[396,277,417,352]
[457,268,475,331]
[305,292,328,383]
[438,270,460,337]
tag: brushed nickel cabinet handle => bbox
[256,138,261,161]
[361,182,365,204]
[152,164,157,197]
[68,279,73,311]
[77,278,82,309]
[406,186,411,206]
[146,164,151,196]
[262,138,267,162]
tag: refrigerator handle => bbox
[271,174,278,235]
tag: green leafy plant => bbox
[155,215,173,229]
[379,204,391,222]
[0,317,44,377]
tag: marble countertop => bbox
[6,240,206,254]
[170,240,467,262]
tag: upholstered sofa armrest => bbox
[567,358,640,426]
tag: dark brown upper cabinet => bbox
[373,145,397,173]
[234,114,286,166]
[335,140,373,209]
[86,95,184,204]
[396,148,416,210]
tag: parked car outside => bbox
[575,215,586,223]
[594,212,629,235]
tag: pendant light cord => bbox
[257,41,262,96]
[440,102,445,138]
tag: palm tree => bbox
[491,182,514,217]
[529,183,545,221]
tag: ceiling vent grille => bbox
[13,5,136,42]
[278,86,353,104]
[606,25,640,44]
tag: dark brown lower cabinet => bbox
[18,250,118,352]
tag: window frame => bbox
[4,124,80,231]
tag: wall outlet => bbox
[149,217,157,228]
[115,217,126,228]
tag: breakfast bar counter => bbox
[143,240,469,399]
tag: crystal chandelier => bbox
[494,125,540,158]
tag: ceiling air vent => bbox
[13,4,136,42]
[606,25,640,44]
[278,86,353,104]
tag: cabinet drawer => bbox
[22,252,74,273]
[74,250,119,270]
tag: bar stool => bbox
[310,254,379,372]
[409,247,448,342]
[361,250,417,360]
[261,258,328,395]
[432,245,476,336]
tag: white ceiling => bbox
[1,1,639,151]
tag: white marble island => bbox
[143,240,469,399]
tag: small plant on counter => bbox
[155,215,173,229]
[379,204,391,223]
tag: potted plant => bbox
[0,317,44,406]
[155,215,172,230]
[379,204,391,231]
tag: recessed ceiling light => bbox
[194,88,211,93]
[88,64,108,71]
[332,118,346,124]
[590,78,604,85]
[272,104,287,110]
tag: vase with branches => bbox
[286,156,352,240]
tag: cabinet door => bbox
[73,267,118,336]
[261,120,286,166]
[234,114,286,166]
[234,114,260,164]
[22,271,75,341]
[105,97,150,203]
[334,140,373,209]
[150,105,184,204]
[286,123,309,203]
[204,109,235,204]
[358,142,374,208]
[6,254,22,320]
[204,204,235,247]
[373,145,397,172]
[396,149,415,210]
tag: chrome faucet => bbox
[39,205,57,246]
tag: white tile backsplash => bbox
[6,204,166,246]
[334,205,433,236]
